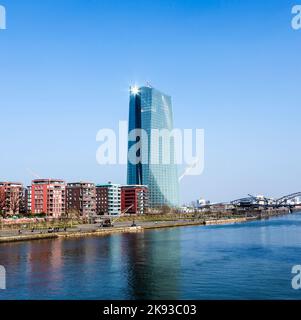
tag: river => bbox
[1,212,301,300]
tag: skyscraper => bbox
[127,85,179,208]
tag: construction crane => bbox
[179,158,201,182]
[102,204,135,227]
[26,168,41,179]
[111,204,134,225]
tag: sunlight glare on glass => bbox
[130,86,140,95]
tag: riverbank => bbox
[0,207,294,244]
[0,226,144,243]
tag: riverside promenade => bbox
[0,220,242,243]
[0,207,292,244]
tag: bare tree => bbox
[10,189,21,215]
[65,209,81,227]
[161,205,172,215]
[65,209,80,219]
[0,188,7,218]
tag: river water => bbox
[1,213,301,300]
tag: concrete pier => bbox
[205,218,247,225]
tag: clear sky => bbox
[0,0,300,204]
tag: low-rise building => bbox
[121,185,148,215]
[26,186,31,213]
[66,182,96,217]
[96,183,121,216]
[197,198,210,208]
[30,179,66,218]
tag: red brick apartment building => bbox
[121,185,148,215]
[29,179,66,218]
[66,182,96,217]
[0,182,24,216]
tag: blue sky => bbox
[0,0,300,204]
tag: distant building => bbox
[179,206,195,214]
[66,182,96,217]
[197,198,210,208]
[26,186,31,213]
[19,187,27,214]
[121,185,148,215]
[255,195,266,206]
[96,183,121,216]
[30,179,66,218]
[0,182,24,216]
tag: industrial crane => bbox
[102,204,135,227]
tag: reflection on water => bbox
[1,213,301,300]
[124,229,181,299]
[0,228,181,300]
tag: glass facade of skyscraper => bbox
[127,86,179,208]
